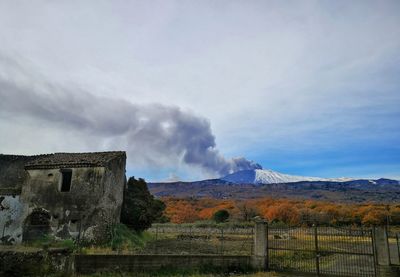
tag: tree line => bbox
[120,177,400,228]
[162,197,400,226]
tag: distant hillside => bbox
[148,178,400,203]
[222,169,354,184]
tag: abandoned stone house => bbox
[0,151,126,244]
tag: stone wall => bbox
[0,152,126,244]
[0,247,73,276]
[21,167,107,241]
[75,254,252,274]
[0,155,33,191]
[20,159,125,242]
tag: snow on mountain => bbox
[222,169,354,184]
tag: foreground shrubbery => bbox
[25,234,77,251]
[108,223,151,251]
[121,177,166,232]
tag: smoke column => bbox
[0,55,262,177]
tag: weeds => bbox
[109,224,148,251]
[25,234,77,251]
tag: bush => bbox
[212,210,230,223]
[109,223,149,251]
[121,177,166,232]
[27,234,76,251]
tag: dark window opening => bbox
[60,170,72,192]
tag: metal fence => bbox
[267,225,376,277]
[387,231,400,265]
[397,233,400,264]
[0,223,254,256]
[3,222,400,277]
[141,225,254,255]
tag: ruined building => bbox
[0,151,126,244]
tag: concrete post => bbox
[252,219,268,270]
[374,226,400,277]
[374,226,390,266]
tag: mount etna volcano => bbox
[221,169,355,184]
[148,169,400,203]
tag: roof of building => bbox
[24,151,126,169]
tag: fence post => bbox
[250,228,254,256]
[373,226,399,276]
[155,225,159,254]
[221,228,224,255]
[251,219,268,271]
[2,224,5,239]
[397,233,400,265]
[188,226,192,255]
[313,224,320,276]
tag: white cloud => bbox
[0,1,399,179]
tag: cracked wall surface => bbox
[0,195,24,244]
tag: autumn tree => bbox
[362,209,389,226]
[237,203,258,221]
[265,202,301,225]
[161,197,400,226]
[164,199,199,223]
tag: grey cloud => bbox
[0,58,261,177]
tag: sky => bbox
[0,0,399,181]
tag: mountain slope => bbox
[148,169,400,203]
[148,178,400,203]
[222,169,354,184]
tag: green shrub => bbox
[59,239,75,250]
[121,177,166,232]
[212,210,230,223]
[109,223,150,251]
[26,234,77,252]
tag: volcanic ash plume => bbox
[0,57,261,177]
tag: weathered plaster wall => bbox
[0,155,33,191]
[0,195,24,244]
[102,156,126,223]
[20,156,126,242]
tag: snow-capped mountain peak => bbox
[222,169,353,184]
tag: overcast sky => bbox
[0,1,399,181]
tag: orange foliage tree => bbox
[161,197,399,226]
[163,199,199,223]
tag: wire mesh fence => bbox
[138,225,254,255]
[0,223,255,256]
[267,225,376,277]
[387,231,400,265]
[2,221,399,277]
[397,233,400,264]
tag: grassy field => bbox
[82,225,253,255]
